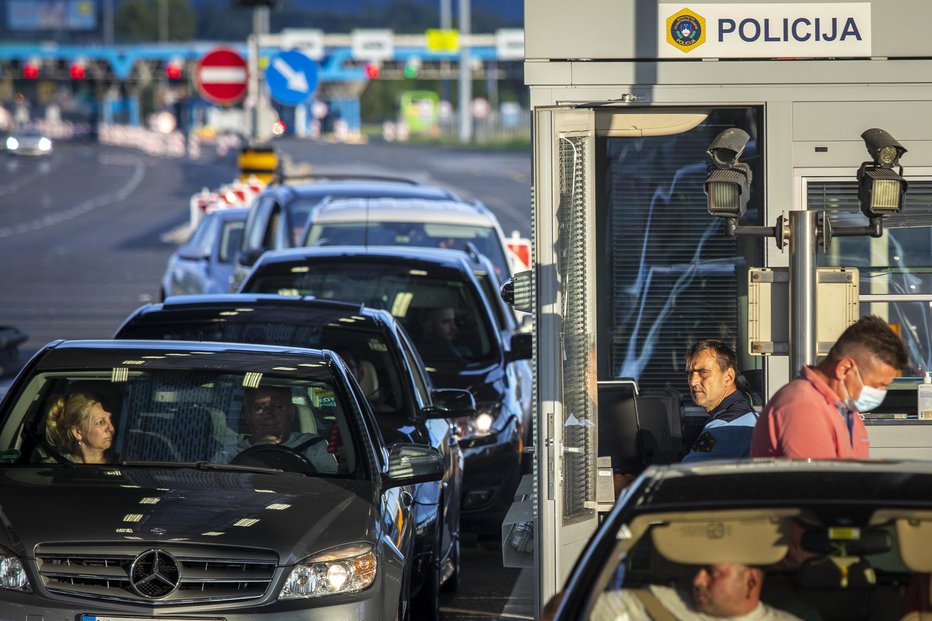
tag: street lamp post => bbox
[458,0,472,143]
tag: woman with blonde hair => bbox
[44,392,115,464]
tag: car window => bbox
[243,263,497,367]
[188,214,218,255]
[579,509,927,621]
[1,369,358,476]
[286,197,328,243]
[218,218,245,264]
[117,317,410,417]
[305,220,510,280]
[244,195,275,252]
[397,327,431,408]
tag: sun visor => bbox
[881,511,932,572]
[647,509,797,566]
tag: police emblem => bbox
[665,8,706,53]
[692,430,716,453]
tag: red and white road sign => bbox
[196,47,248,106]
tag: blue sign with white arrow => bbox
[265,50,318,106]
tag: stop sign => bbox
[196,47,248,106]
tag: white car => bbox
[5,128,52,156]
[301,197,521,282]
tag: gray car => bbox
[0,339,444,620]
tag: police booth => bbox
[520,0,932,612]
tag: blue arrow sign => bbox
[265,50,318,106]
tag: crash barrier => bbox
[189,177,267,229]
[507,231,531,270]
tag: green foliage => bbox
[116,0,198,42]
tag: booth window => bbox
[597,108,764,396]
[809,179,932,376]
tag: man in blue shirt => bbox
[682,339,757,463]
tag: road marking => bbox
[0,154,145,239]
[439,607,533,620]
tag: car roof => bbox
[264,180,458,202]
[205,206,249,220]
[33,339,338,376]
[123,294,391,331]
[254,244,478,272]
[311,198,494,227]
[632,460,932,511]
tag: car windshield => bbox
[244,263,496,367]
[304,221,511,281]
[0,368,358,476]
[118,315,409,417]
[585,507,930,621]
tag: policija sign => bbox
[659,3,871,58]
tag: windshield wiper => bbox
[116,460,286,475]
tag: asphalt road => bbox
[0,135,534,620]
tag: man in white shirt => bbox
[214,385,337,474]
[592,563,803,621]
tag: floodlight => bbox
[857,164,907,218]
[706,128,751,169]
[856,128,908,219]
[705,164,752,219]
[861,128,906,168]
[705,127,753,219]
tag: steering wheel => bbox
[230,443,318,474]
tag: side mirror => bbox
[383,443,444,487]
[506,332,532,362]
[177,244,209,261]
[421,388,476,419]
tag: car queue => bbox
[0,171,532,619]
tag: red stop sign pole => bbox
[196,47,249,106]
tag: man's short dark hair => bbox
[686,339,738,373]
[828,315,909,370]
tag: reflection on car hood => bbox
[426,362,506,404]
[0,467,376,565]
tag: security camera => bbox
[861,128,906,168]
[706,128,751,169]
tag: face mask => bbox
[848,364,887,412]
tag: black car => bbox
[115,294,471,616]
[240,246,533,535]
[0,339,445,620]
[231,178,459,290]
[551,460,932,621]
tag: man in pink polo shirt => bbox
[751,315,908,459]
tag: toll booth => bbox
[522,0,932,612]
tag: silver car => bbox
[302,197,519,282]
[5,128,53,156]
[160,207,247,299]
[0,339,443,619]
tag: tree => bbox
[116,0,198,42]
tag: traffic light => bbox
[165,60,183,81]
[69,62,86,80]
[22,62,39,79]
[364,63,380,79]
[403,56,421,79]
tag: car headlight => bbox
[280,543,376,599]
[38,137,51,151]
[6,137,18,150]
[0,550,30,592]
[456,403,508,447]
